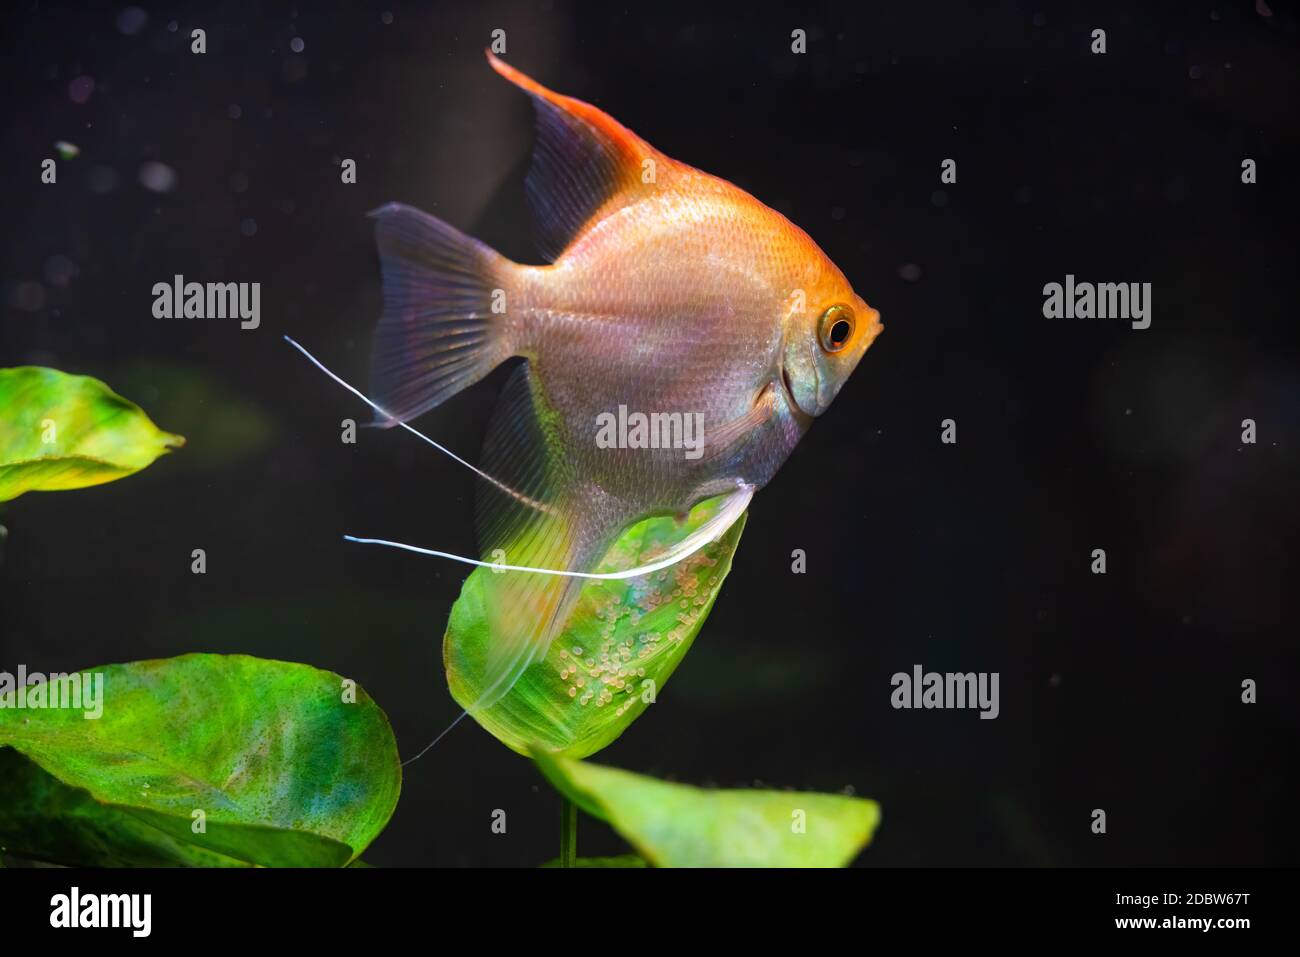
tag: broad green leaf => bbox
[444,496,747,758]
[0,366,184,501]
[534,749,881,868]
[0,654,401,867]
[540,854,647,868]
[0,749,246,867]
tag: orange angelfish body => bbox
[365,52,883,710]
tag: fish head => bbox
[780,263,883,418]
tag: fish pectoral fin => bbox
[486,50,674,262]
[701,383,783,468]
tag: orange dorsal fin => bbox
[487,51,672,261]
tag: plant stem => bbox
[560,795,577,868]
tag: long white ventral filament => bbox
[283,335,553,516]
[342,482,753,580]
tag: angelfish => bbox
[299,52,883,713]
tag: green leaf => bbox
[444,495,747,758]
[533,749,881,868]
[539,854,647,868]
[0,749,246,867]
[0,654,401,867]
[0,366,184,501]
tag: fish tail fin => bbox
[367,202,518,425]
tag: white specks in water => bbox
[138,160,177,193]
[290,36,305,53]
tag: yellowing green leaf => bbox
[534,749,881,868]
[444,496,746,758]
[0,366,184,501]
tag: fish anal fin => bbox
[474,363,572,554]
[467,362,591,709]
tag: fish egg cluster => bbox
[554,547,722,716]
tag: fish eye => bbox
[818,304,855,353]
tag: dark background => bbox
[1,1,1296,867]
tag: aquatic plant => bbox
[0,655,878,867]
[445,496,747,757]
[0,367,184,501]
[536,749,879,868]
[0,655,400,867]
[0,365,880,866]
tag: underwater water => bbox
[1,0,1297,870]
